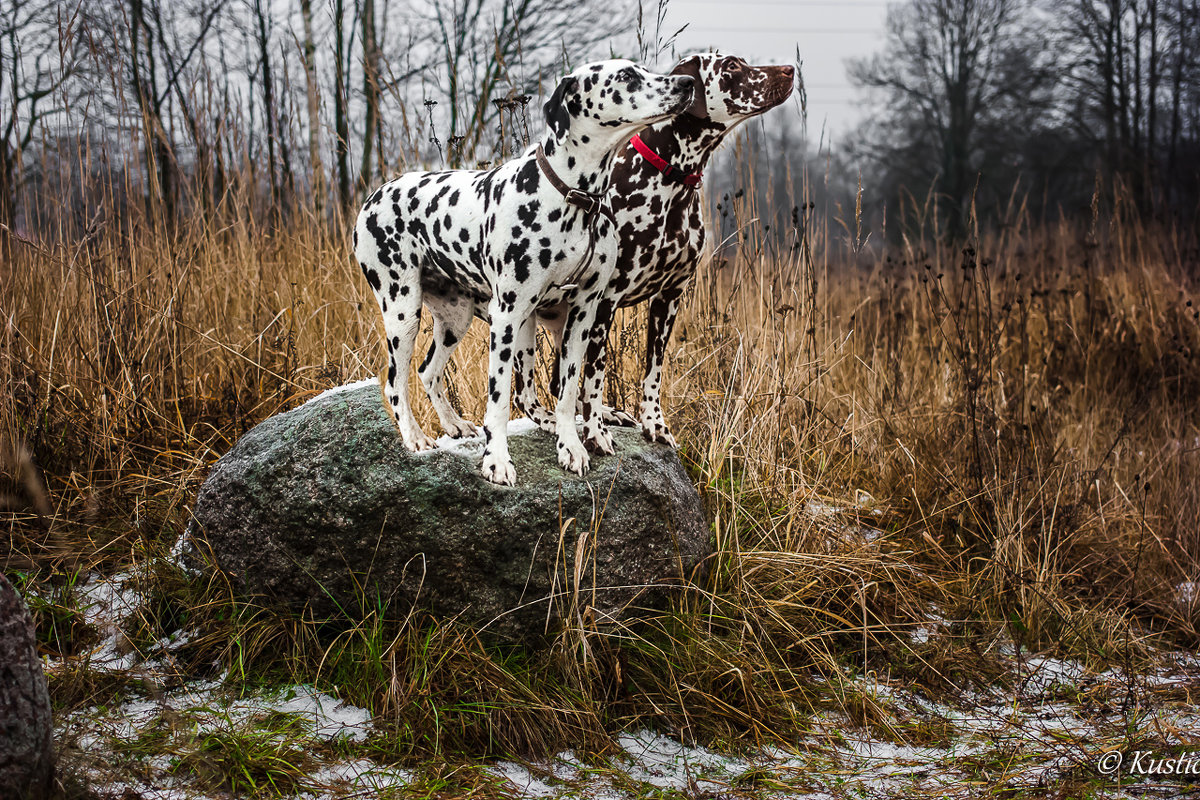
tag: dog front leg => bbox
[555,293,609,475]
[579,296,616,455]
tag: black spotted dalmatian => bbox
[354,59,696,485]
[417,54,795,450]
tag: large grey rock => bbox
[186,380,710,643]
[0,572,54,800]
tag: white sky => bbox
[629,0,892,146]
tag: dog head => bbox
[670,53,794,128]
[543,59,697,145]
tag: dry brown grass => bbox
[2,142,1199,758]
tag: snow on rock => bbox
[307,378,379,404]
[413,416,543,459]
[306,378,547,461]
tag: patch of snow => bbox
[74,570,145,671]
[548,751,582,782]
[414,415,548,458]
[308,378,379,405]
[303,759,413,798]
[492,761,561,797]
[617,729,748,793]
[844,737,953,776]
[910,606,950,644]
[166,531,200,576]
[96,784,195,800]
[1017,654,1089,694]
[228,685,373,741]
[911,625,934,644]
[1177,581,1197,605]
[803,499,843,519]
[55,611,1200,800]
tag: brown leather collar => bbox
[536,144,612,221]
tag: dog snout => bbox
[675,76,697,110]
[676,75,696,95]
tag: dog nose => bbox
[677,75,696,92]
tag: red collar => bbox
[630,134,703,187]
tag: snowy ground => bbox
[44,570,1200,799]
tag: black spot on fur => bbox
[363,265,382,291]
[514,158,541,194]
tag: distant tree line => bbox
[847,0,1200,236]
[3,0,1196,245]
[0,0,632,238]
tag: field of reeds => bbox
[3,129,1200,796]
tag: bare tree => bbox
[299,0,323,207]
[117,0,225,220]
[333,0,350,210]
[848,0,1059,235]
[252,0,283,205]
[1,0,638,228]
[1058,0,1200,208]
[0,1,79,237]
[358,0,380,189]
[426,0,634,164]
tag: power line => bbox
[686,26,884,33]
[678,0,889,5]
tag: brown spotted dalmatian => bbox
[416,53,795,451]
[354,59,696,485]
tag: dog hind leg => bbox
[513,319,557,433]
[380,278,436,451]
[419,291,478,438]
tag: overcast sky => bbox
[630,0,892,146]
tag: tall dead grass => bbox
[2,134,1199,754]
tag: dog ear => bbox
[543,76,578,139]
[670,56,708,119]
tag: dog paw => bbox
[557,438,590,475]
[584,425,615,455]
[533,411,557,435]
[603,406,638,427]
[444,418,478,438]
[402,428,438,451]
[641,420,677,448]
[481,451,517,486]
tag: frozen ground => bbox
[45,569,1200,799]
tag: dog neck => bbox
[630,114,728,178]
[535,130,621,195]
